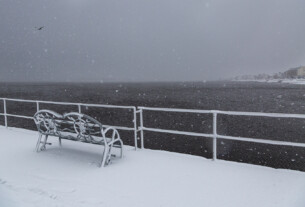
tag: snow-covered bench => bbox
[33,110,123,167]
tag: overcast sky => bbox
[0,0,305,82]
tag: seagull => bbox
[35,26,44,31]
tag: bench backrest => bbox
[34,110,106,144]
[34,110,63,136]
[62,112,105,143]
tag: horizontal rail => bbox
[80,103,135,110]
[0,98,135,109]
[138,106,213,114]
[103,125,135,131]
[141,127,214,138]
[141,126,305,148]
[0,113,134,131]
[217,110,305,119]
[139,106,305,119]
[4,98,305,118]
[217,134,305,148]
[0,113,33,120]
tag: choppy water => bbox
[1,81,305,171]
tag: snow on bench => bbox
[34,110,123,167]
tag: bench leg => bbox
[110,130,123,159]
[119,139,123,158]
[35,134,43,152]
[59,138,62,147]
[100,145,109,168]
[40,135,48,151]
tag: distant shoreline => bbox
[233,79,305,85]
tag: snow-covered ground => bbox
[0,127,305,207]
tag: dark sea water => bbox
[1,81,305,171]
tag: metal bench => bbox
[33,110,123,167]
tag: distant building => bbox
[283,66,305,78]
[297,66,305,77]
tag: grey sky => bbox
[0,0,305,82]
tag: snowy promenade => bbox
[0,127,305,207]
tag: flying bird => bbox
[35,26,44,30]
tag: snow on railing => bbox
[0,98,138,150]
[1,98,305,159]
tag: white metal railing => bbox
[0,98,139,150]
[138,106,305,160]
[1,98,305,161]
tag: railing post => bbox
[140,108,144,149]
[78,104,81,113]
[213,112,217,161]
[3,98,7,128]
[133,107,138,150]
[36,101,40,112]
